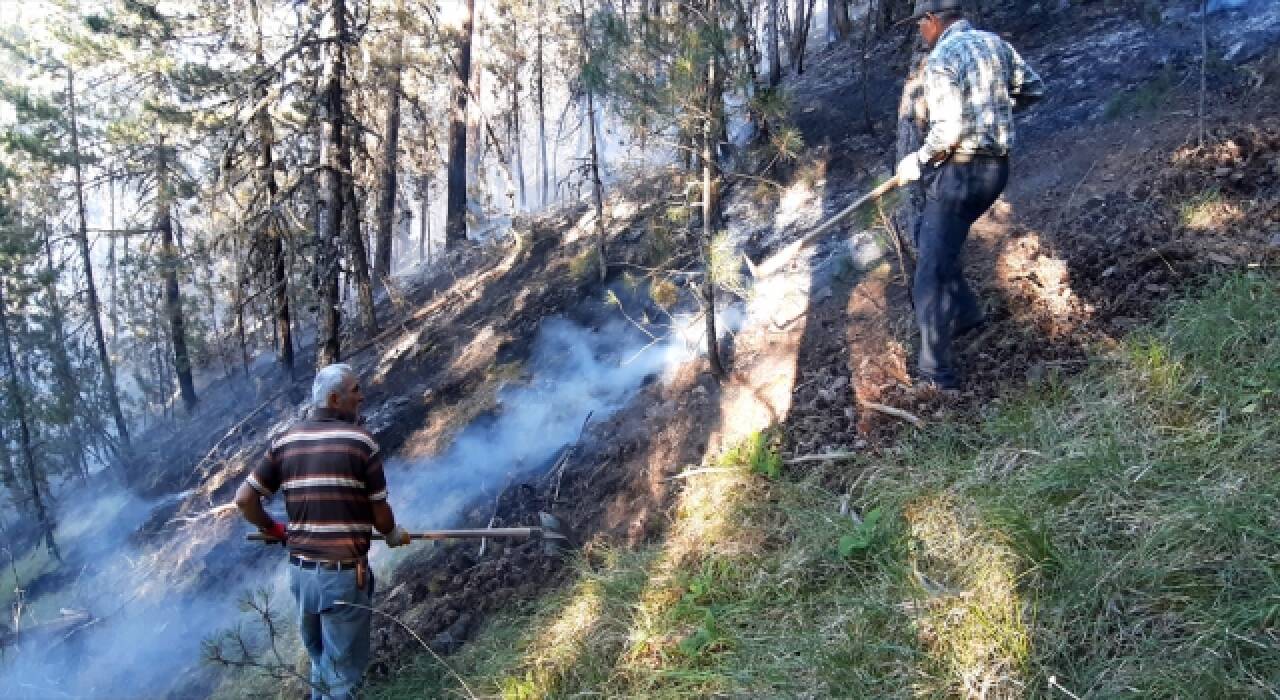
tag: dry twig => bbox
[333,601,479,700]
[857,398,923,428]
[785,451,861,465]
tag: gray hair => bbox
[312,363,357,408]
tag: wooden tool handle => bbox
[247,527,552,543]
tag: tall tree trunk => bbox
[155,143,198,413]
[343,170,377,332]
[230,232,252,377]
[40,222,89,481]
[315,0,349,367]
[0,281,61,561]
[445,0,475,245]
[768,0,778,85]
[419,173,431,263]
[510,72,527,211]
[829,0,850,42]
[67,69,131,454]
[537,0,550,207]
[374,0,405,285]
[789,0,817,74]
[859,0,876,134]
[251,0,294,374]
[701,14,726,381]
[108,179,119,346]
[578,0,607,283]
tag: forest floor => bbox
[2,1,1279,698]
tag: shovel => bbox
[754,175,905,278]
[247,513,568,545]
[247,527,567,544]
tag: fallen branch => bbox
[857,398,923,428]
[785,451,861,465]
[664,466,738,481]
[192,391,287,480]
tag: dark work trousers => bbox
[913,155,1009,388]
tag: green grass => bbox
[366,271,1280,698]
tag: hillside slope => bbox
[2,1,1277,698]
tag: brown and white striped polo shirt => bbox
[246,407,389,561]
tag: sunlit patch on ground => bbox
[996,232,1094,335]
[904,493,1031,699]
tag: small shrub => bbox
[649,277,680,310]
[708,231,748,299]
[568,247,600,283]
[644,224,676,265]
[719,429,783,479]
[1177,187,1231,229]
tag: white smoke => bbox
[0,306,739,697]
[383,314,707,534]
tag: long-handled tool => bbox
[247,526,567,544]
[755,175,904,278]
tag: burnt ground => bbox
[727,0,1280,455]
[13,1,1279,694]
[368,1,1279,677]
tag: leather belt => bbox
[289,555,364,572]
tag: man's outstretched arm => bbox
[1009,44,1046,111]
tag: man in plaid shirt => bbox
[896,0,1045,390]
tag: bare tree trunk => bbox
[789,0,817,74]
[315,0,349,367]
[155,143,198,413]
[67,69,130,455]
[859,0,876,134]
[511,74,527,211]
[108,180,119,346]
[537,0,550,207]
[0,281,61,561]
[767,0,781,86]
[40,222,89,481]
[830,0,851,42]
[343,172,377,333]
[374,0,405,284]
[230,233,252,377]
[702,9,726,380]
[445,0,475,245]
[577,0,608,283]
[250,0,294,373]
[419,174,431,263]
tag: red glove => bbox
[263,521,288,544]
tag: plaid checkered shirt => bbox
[917,20,1046,163]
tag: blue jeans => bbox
[287,561,374,699]
[913,155,1009,387]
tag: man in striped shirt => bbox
[236,363,410,699]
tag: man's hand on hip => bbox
[385,525,411,548]
[896,152,924,184]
